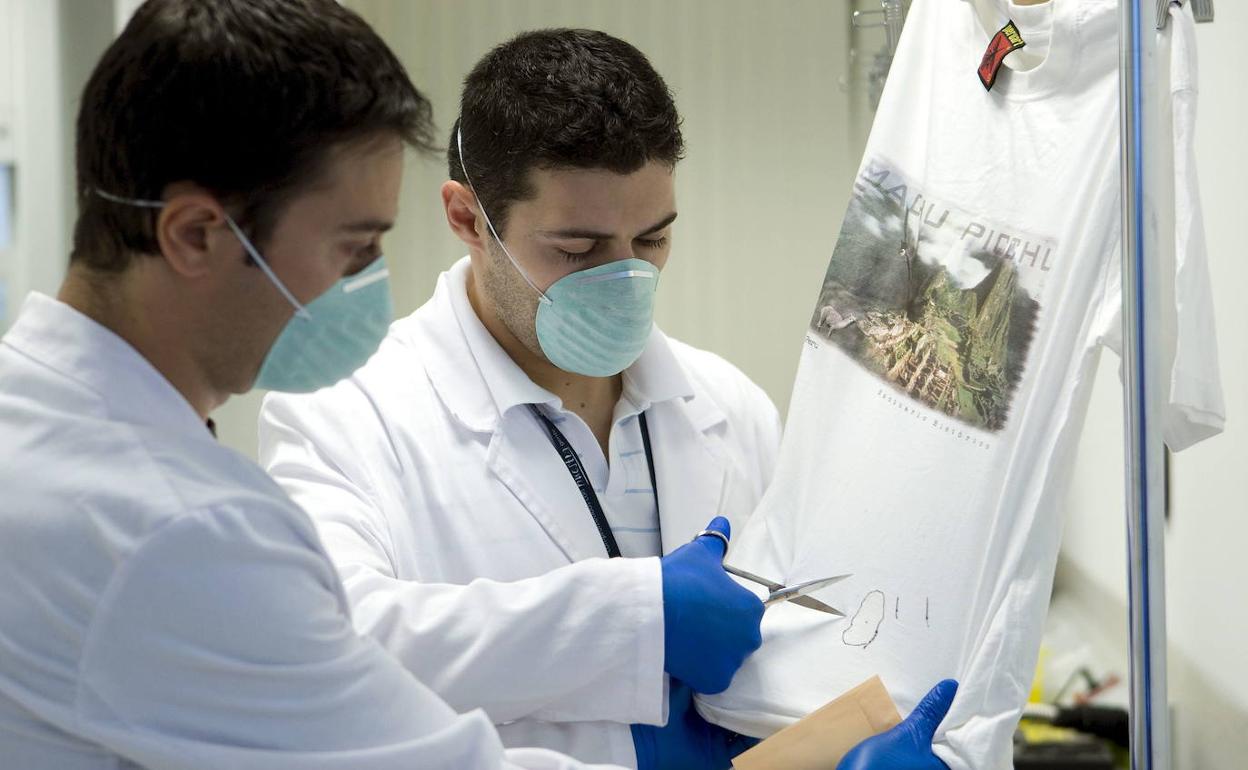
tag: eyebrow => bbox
[338,219,394,234]
[539,212,678,241]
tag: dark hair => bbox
[449,28,684,237]
[73,0,436,272]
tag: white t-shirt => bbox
[697,2,1224,768]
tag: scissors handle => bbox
[694,527,731,556]
[696,529,783,591]
[694,528,847,617]
[723,564,784,592]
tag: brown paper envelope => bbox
[732,676,902,770]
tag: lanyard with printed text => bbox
[528,404,660,558]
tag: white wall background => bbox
[0,0,119,331]
[1056,4,1248,768]
[0,0,67,330]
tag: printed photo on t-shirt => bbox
[809,157,1055,432]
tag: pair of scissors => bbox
[695,477,850,617]
[696,526,850,617]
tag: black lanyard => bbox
[528,404,660,559]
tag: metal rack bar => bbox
[1119,1,1173,767]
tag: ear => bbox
[154,187,236,279]
[441,180,488,251]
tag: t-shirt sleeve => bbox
[1164,3,1225,450]
[1092,2,1225,452]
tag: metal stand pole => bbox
[1119,1,1171,768]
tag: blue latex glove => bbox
[631,680,759,770]
[838,679,959,770]
[660,516,764,694]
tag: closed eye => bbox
[554,233,668,261]
[556,243,597,262]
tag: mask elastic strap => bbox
[220,216,311,320]
[94,188,165,208]
[455,125,552,306]
[93,188,311,320]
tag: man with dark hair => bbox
[261,28,769,769]
[0,3,627,768]
[260,27,954,770]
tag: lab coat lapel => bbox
[418,266,610,563]
[486,409,618,563]
[648,396,730,557]
[422,261,731,564]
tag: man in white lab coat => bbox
[257,29,803,769]
[260,28,959,768]
[0,3,738,768]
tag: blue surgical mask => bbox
[456,127,660,377]
[94,189,393,393]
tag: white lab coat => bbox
[0,293,612,770]
[258,257,783,767]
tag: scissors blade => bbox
[765,573,852,606]
[788,594,845,617]
[722,563,785,592]
[710,477,849,619]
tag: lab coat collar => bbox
[445,258,560,421]
[431,257,696,434]
[411,260,730,562]
[4,293,212,440]
[621,327,697,415]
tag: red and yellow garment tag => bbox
[977,20,1026,91]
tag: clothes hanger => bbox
[1159,0,1214,30]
